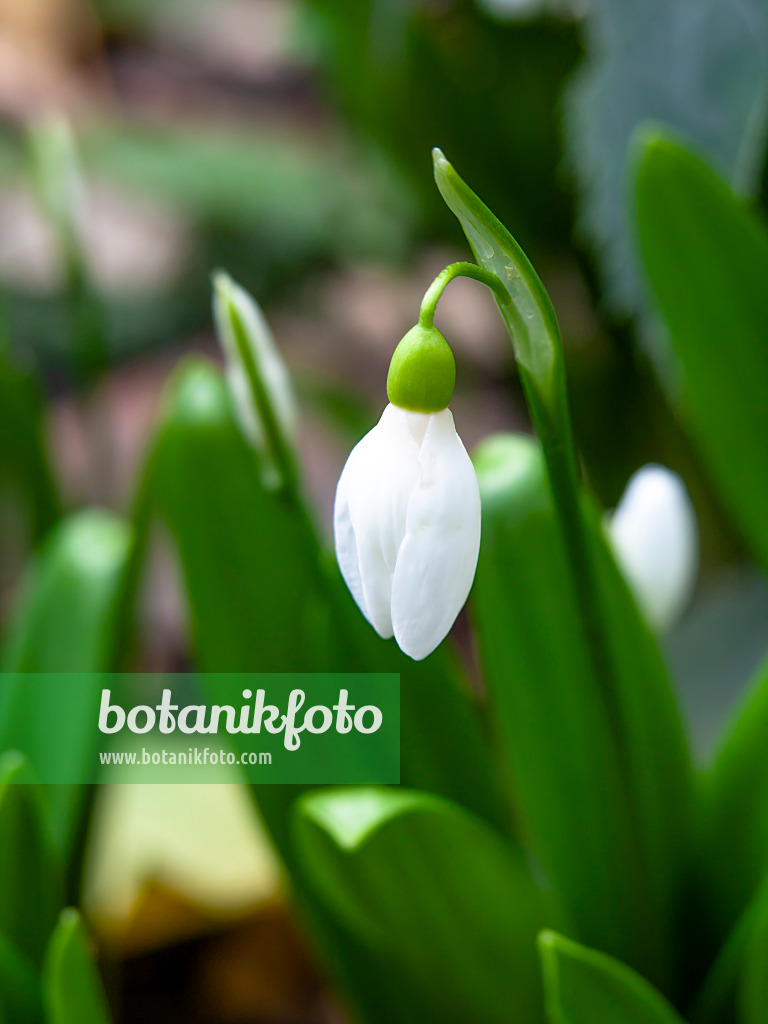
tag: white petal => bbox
[212,273,298,451]
[391,409,481,660]
[334,405,421,638]
[608,464,698,631]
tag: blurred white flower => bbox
[607,464,698,631]
[334,403,481,661]
[212,271,297,457]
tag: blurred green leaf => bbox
[296,787,557,1024]
[302,0,579,245]
[0,931,43,1024]
[539,931,686,1024]
[0,511,132,857]
[739,877,768,1024]
[565,0,768,314]
[43,910,111,1024]
[82,124,413,264]
[472,434,691,989]
[634,132,768,570]
[700,655,768,937]
[0,350,60,544]
[0,753,61,967]
[688,874,768,1024]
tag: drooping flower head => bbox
[334,323,481,661]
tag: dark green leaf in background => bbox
[0,753,61,968]
[0,511,132,861]
[634,132,768,572]
[0,349,60,547]
[0,928,43,1024]
[472,434,691,991]
[699,656,768,939]
[566,0,768,315]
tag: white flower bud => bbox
[334,403,481,661]
[607,464,698,631]
[212,272,297,459]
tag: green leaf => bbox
[295,787,557,1024]
[0,752,61,967]
[0,511,132,859]
[1,510,131,673]
[433,146,559,390]
[700,655,768,936]
[43,909,111,1024]
[0,349,60,544]
[565,0,768,315]
[634,130,768,570]
[539,931,686,1024]
[688,873,768,1024]
[0,931,43,1024]
[472,434,691,987]
[740,876,768,1024]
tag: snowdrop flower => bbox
[607,464,698,632]
[334,324,481,661]
[212,271,297,485]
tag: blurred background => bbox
[2,0,768,1019]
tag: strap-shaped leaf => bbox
[43,909,111,1024]
[294,787,558,1024]
[539,931,686,1024]
[472,434,691,988]
[0,511,132,858]
[700,655,768,937]
[740,877,768,1024]
[0,753,61,967]
[0,349,60,544]
[634,130,768,571]
[688,874,768,1024]
[0,930,43,1024]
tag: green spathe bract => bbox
[386,324,456,412]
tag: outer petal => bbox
[391,409,481,660]
[334,405,421,638]
[608,464,698,631]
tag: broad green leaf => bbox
[43,910,111,1024]
[0,753,61,967]
[472,434,691,988]
[0,931,43,1024]
[148,357,507,839]
[565,0,768,315]
[539,931,686,1024]
[634,131,768,570]
[700,655,768,936]
[0,511,132,858]
[295,787,557,1024]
